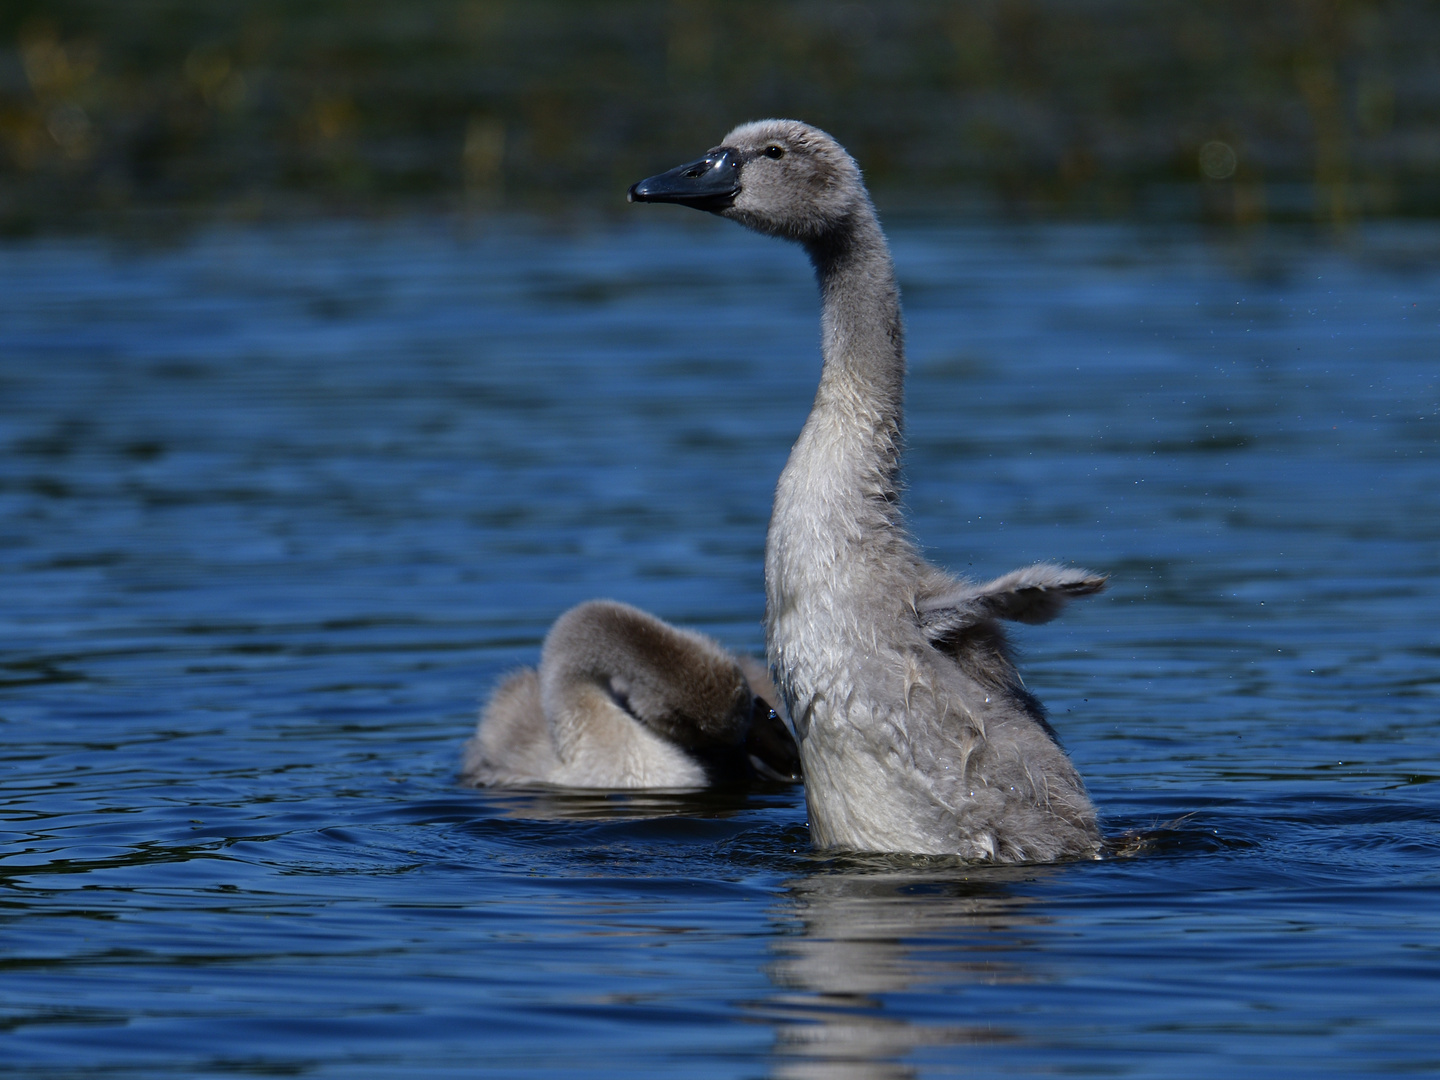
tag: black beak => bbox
[744,698,803,783]
[628,148,740,212]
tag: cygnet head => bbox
[628,119,867,245]
[546,600,754,756]
[541,600,803,785]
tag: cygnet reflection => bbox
[760,865,1060,1079]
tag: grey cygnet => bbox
[631,120,1106,861]
[463,599,801,789]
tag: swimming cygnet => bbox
[462,599,801,789]
[630,120,1106,861]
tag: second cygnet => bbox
[462,599,801,789]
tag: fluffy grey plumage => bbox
[632,120,1106,861]
[462,600,801,789]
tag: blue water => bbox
[1,216,1437,1078]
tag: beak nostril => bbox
[629,149,740,210]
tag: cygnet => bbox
[463,599,801,789]
[631,120,1106,861]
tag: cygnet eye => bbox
[763,144,785,160]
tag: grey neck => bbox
[764,199,913,728]
[804,205,906,480]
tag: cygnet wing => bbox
[917,564,1106,645]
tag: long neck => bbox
[807,209,906,475]
[766,204,911,609]
[763,197,918,742]
[775,203,908,556]
[764,202,911,732]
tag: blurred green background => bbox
[2,0,1437,231]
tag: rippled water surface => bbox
[2,216,1438,1078]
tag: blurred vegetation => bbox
[1,0,1437,231]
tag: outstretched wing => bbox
[916,563,1107,645]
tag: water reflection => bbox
[761,862,1057,1078]
[476,785,796,822]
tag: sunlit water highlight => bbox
[1,217,1437,1077]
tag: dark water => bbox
[1,216,1437,1077]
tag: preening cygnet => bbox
[631,120,1107,861]
[462,599,801,789]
